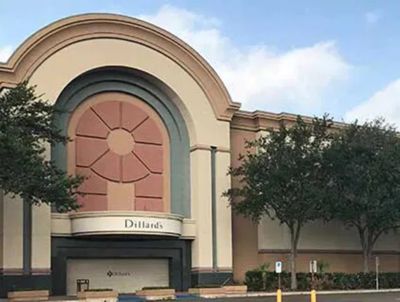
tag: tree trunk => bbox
[290,239,297,290]
[289,223,300,290]
[22,200,32,274]
[358,226,370,273]
[359,226,375,273]
[362,248,369,273]
[362,246,373,273]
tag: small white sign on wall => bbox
[309,260,318,273]
[275,261,282,274]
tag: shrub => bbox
[317,260,330,273]
[244,269,400,291]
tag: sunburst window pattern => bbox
[74,100,166,212]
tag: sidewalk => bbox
[3,289,400,302]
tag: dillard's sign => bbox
[124,218,164,230]
[71,214,182,236]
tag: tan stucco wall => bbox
[230,128,258,280]
[31,204,51,271]
[189,148,233,271]
[215,151,233,270]
[51,214,72,236]
[258,218,400,251]
[0,196,50,273]
[190,149,213,269]
[0,194,23,272]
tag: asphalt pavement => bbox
[2,291,397,302]
[208,292,400,302]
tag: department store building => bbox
[0,14,399,296]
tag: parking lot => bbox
[117,291,400,302]
[205,292,400,302]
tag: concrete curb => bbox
[305,288,400,295]
[46,289,400,301]
[205,288,400,299]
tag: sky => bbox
[0,0,400,125]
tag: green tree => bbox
[324,119,400,273]
[0,82,82,212]
[225,116,333,289]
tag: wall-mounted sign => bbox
[70,212,183,236]
[309,260,317,273]
[275,261,282,274]
[107,270,131,277]
[124,218,164,230]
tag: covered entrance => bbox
[51,237,191,295]
[66,258,169,295]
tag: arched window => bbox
[68,92,170,212]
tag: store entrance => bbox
[66,258,169,295]
[51,237,191,295]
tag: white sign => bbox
[275,261,282,273]
[309,260,318,273]
[70,212,183,236]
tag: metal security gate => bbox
[66,258,169,295]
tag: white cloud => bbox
[345,79,400,126]
[0,45,13,63]
[138,5,351,113]
[365,11,382,25]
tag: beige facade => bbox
[0,14,236,295]
[0,13,399,296]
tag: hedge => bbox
[245,270,400,291]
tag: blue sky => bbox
[1,0,400,124]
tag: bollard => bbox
[310,289,316,302]
[276,289,282,302]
